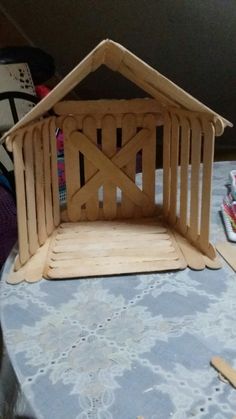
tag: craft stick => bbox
[203,255,221,270]
[23,130,39,254]
[49,117,60,226]
[211,356,236,388]
[12,133,30,265]
[33,127,47,245]
[63,117,81,221]
[83,115,99,220]
[71,127,149,207]
[54,98,163,116]
[53,239,172,253]
[216,242,236,271]
[142,114,156,216]
[47,259,182,279]
[121,113,136,218]
[163,111,171,217]
[101,114,117,219]
[178,115,190,234]
[199,120,215,250]
[70,131,149,208]
[42,120,54,235]
[51,246,175,259]
[168,113,179,225]
[174,231,205,270]
[189,116,202,241]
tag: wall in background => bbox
[0,0,235,147]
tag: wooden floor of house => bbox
[7,217,223,284]
[45,218,186,279]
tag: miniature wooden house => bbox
[2,40,232,283]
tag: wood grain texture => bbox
[33,127,47,245]
[168,113,180,225]
[142,114,156,216]
[174,231,205,270]
[12,133,30,266]
[42,120,54,235]
[63,117,80,221]
[178,115,190,234]
[23,130,39,255]
[189,116,202,241]
[83,115,99,220]
[54,98,163,116]
[46,218,183,279]
[70,130,150,209]
[101,114,117,219]
[199,119,215,252]
[211,356,236,388]
[121,113,137,218]
[49,117,60,226]
[163,112,171,217]
[216,242,236,271]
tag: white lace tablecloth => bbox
[1,161,236,419]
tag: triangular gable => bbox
[1,39,232,143]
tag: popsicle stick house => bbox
[3,39,232,282]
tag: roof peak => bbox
[1,39,232,143]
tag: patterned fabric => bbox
[0,162,236,419]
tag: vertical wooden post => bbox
[63,117,80,222]
[23,131,39,254]
[178,115,190,234]
[101,114,117,219]
[42,120,54,236]
[83,115,99,220]
[33,127,47,245]
[13,133,30,265]
[168,113,180,225]
[142,114,156,216]
[198,119,215,254]
[121,113,136,218]
[163,111,171,218]
[50,117,60,227]
[188,116,202,242]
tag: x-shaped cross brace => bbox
[64,126,152,220]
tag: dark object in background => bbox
[0,183,17,269]
[0,46,55,85]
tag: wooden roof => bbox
[1,39,232,142]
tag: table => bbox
[1,161,236,419]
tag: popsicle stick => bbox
[83,115,99,220]
[188,116,202,241]
[216,242,236,271]
[121,113,136,218]
[211,356,236,388]
[203,255,221,270]
[33,127,47,245]
[42,120,54,235]
[70,131,149,208]
[178,115,190,234]
[101,114,117,219]
[23,130,39,255]
[199,120,215,251]
[163,111,171,217]
[142,114,156,216]
[168,113,179,225]
[12,133,30,265]
[174,231,205,270]
[63,117,81,221]
[51,246,176,259]
[47,259,182,279]
[53,240,172,253]
[49,117,60,226]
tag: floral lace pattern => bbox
[1,162,236,419]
